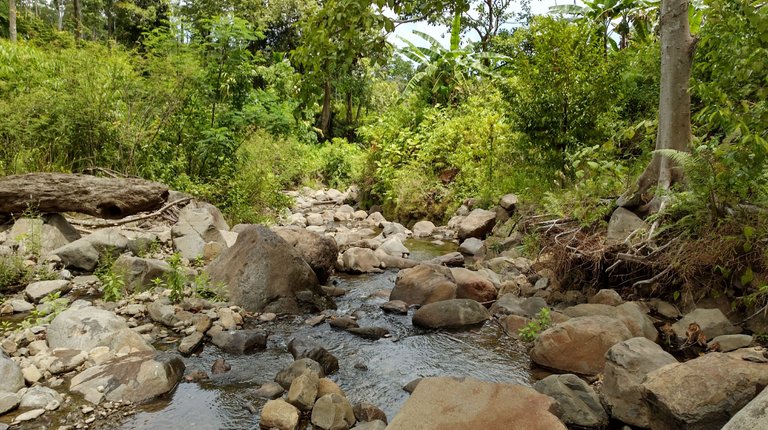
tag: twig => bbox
[632,266,673,290]
[738,303,768,325]
[66,197,192,228]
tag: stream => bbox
[117,239,531,429]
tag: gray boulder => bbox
[0,391,20,415]
[458,237,484,256]
[51,228,129,271]
[457,209,497,240]
[708,334,753,352]
[412,220,436,238]
[0,351,24,394]
[339,247,381,273]
[207,225,333,314]
[672,308,740,341]
[19,386,63,410]
[533,374,608,428]
[722,386,768,430]
[288,337,339,375]
[112,254,171,293]
[25,279,70,303]
[210,329,267,354]
[607,208,646,243]
[412,299,490,329]
[273,226,339,284]
[275,358,325,390]
[70,351,184,405]
[391,264,456,306]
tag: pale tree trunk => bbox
[619,0,695,213]
[9,0,17,42]
[55,0,63,31]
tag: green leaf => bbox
[741,267,755,286]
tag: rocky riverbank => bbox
[0,185,766,429]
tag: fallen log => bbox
[0,173,169,219]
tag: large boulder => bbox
[25,279,71,303]
[260,399,300,430]
[273,226,338,284]
[387,377,566,430]
[530,315,633,375]
[457,209,497,240]
[210,329,268,354]
[112,254,171,293]
[563,303,657,341]
[47,301,153,353]
[533,374,608,428]
[339,247,381,273]
[642,350,768,430]
[51,228,129,271]
[207,225,333,314]
[450,268,497,303]
[602,337,678,428]
[311,393,356,430]
[0,351,24,394]
[607,208,647,243]
[390,264,456,306]
[70,351,185,405]
[412,220,436,238]
[722,386,768,430]
[8,214,80,256]
[412,299,490,329]
[672,308,740,341]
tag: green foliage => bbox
[518,307,551,342]
[192,271,228,302]
[165,253,187,303]
[310,138,366,189]
[96,252,125,302]
[20,292,67,329]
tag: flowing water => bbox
[116,239,531,429]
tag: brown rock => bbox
[390,264,456,306]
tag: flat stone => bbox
[12,408,45,423]
[178,332,204,356]
[254,382,284,400]
[25,280,70,303]
[672,308,740,340]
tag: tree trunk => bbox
[74,0,82,42]
[0,173,169,219]
[618,0,695,212]
[9,0,17,42]
[55,0,63,31]
[319,79,332,138]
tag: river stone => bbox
[642,350,768,430]
[112,254,171,293]
[207,225,333,314]
[450,268,497,303]
[412,220,436,238]
[147,302,179,327]
[672,308,740,341]
[70,351,185,405]
[0,350,24,393]
[390,264,456,306]
[178,332,204,356]
[377,237,410,259]
[380,300,408,314]
[708,334,753,352]
[340,247,381,273]
[48,348,88,374]
[19,386,63,410]
[211,329,267,354]
[530,315,633,376]
[412,299,490,329]
[254,382,284,400]
[286,370,319,411]
[51,237,101,271]
[311,393,356,430]
[328,317,359,330]
[458,238,484,256]
[9,299,34,313]
[25,279,71,303]
[47,301,153,354]
[499,193,518,211]
[260,399,300,430]
[0,391,20,415]
[563,303,657,341]
[273,226,338,284]
[351,420,386,430]
[172,205,226,246]
[533,374,608,428]
[388,377,566,430]
[602,337,678,428]
[275,358,325,390]
[288,337,339,375]
[457,209,497,240]
[490,294,546,318]
[317,378,345,399]
[12,408,45,424]
[722,385,768,430]
[346,327,390,340]
[353,402,387,424]
[589,289,623,306]
[607,208,647,243]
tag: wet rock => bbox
[588,289,623,306]
[412,221,436,238]
[722,385,768,430]
[339,247,381,273]
[211,358,231,374]
[211,329,267,354]
[346,327,390,340]
[390,264,456,306]
[380,300,408,315]
[377,237,410,259]
[260,399,300,430]
[642,351,768,430]
[112,255,171,293]
[499,315,529,339]
[533,374,607,428]
[0,350,24,393]
[275,358,325,390]
[328,317,359,330]
[70,351,185,405]
[322,286,346,297]
[457,209,497,240]
[306,315,326,326]
[49,347,88,374]
[288,337,339,375]
[602,337,678,428]
[47,301,153,354]
[388,377,565,430]
[317,378,345,398]
[413,299,490,329]
[403,378,422,393]
[311,393,356,430]
[287,370,319,411]
[353,402,387,424]
[254,382,284,399]
[563,303,657,341]
[273,226,338,284]
[0,391,20,415]
[207,225,334,314]
[25,279,71,303]
[178,332,204,356]
[19,385,63,410]
[607,208,646,243]
[458,238,484,256]
[450,268,497,303]
[708,334,753,352]
[530,315,633,376]
[672,308,740,341]
[352,420,386,430]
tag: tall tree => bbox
[9,0,17,42]
[74,0,83,41]
[619,0,695,212]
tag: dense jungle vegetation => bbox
[1,0,766,303]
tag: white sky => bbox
[389,0,577,48]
